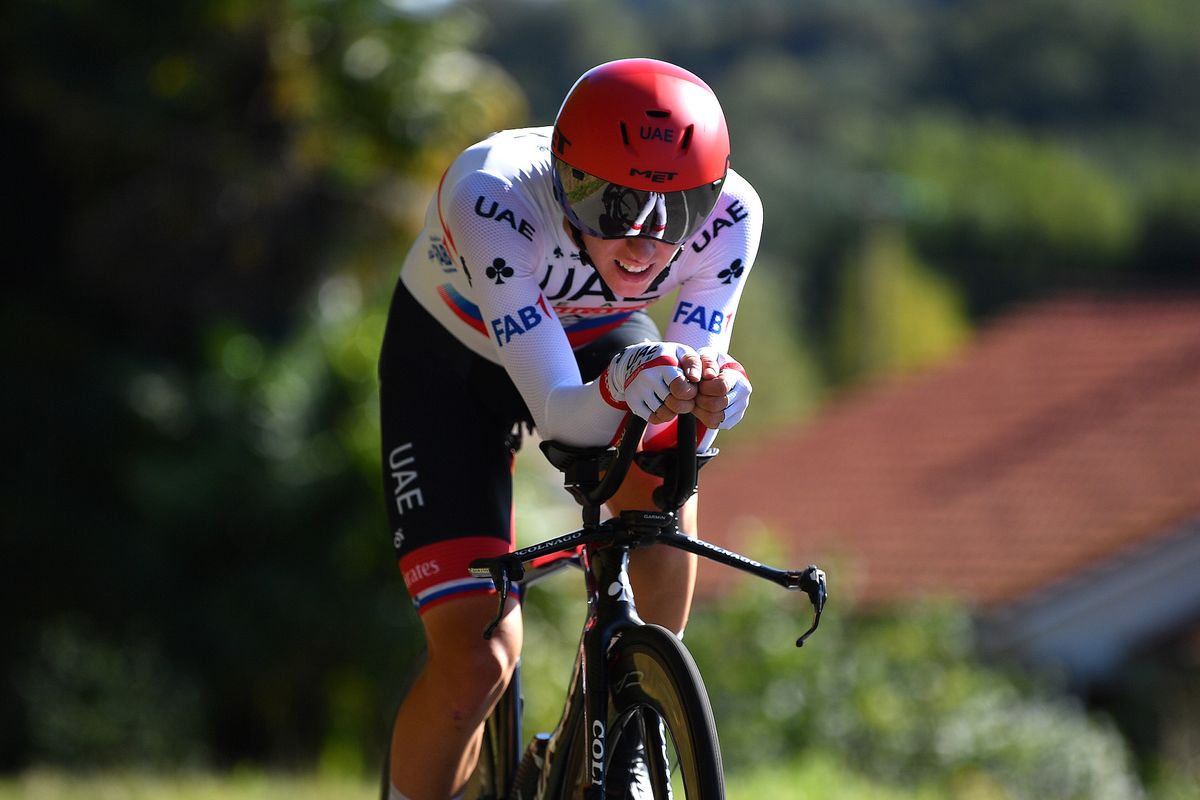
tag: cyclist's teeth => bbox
[618,260,651,274]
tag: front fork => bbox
[582,545,642,796]
[540,544,641,798]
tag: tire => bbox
[605,624,724,798]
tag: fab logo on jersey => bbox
[673,301,730,334]
[491,296,552,347]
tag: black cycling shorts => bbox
[378,283,659,614]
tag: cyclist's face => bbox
[580,232,680,297]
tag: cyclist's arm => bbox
[662,174,763,434]
[664,173,761,352]
[442,172,681,447]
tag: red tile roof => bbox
[698,294,1200,609]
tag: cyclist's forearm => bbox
[541,382,627,447]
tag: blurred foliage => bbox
[830,224,971,384]
[19,624,204,768]
[518,569,1152,798]
[689,590,1142,799]
[0,0,522,771]
[0,771,372,800]
[2,0,1198,782]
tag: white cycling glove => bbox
[709,352,753,431]
[599,341,696,421]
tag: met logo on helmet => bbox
[552,126,572,155]
[629,168,678,183]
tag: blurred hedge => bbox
[518,567,1146,799]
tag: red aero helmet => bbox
[551,58,730,244]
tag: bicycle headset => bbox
[551,58,731,247]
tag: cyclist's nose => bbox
[623,236,657,263]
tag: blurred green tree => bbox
[0,0,525,770]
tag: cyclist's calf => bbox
[389,594,523,799]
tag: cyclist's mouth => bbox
[616,259,653,275]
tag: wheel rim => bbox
[608,638,721,797]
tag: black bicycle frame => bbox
[540,545,642,795]
[470,413,828,796]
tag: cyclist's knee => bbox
[441,627,519,681]
[421,595,522,707]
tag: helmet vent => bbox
[679,124,694,152]
[646,109,670,118]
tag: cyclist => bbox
[379,57,761,800]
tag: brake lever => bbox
[468,558,525,640]
[789,564,827,648]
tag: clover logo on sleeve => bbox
[718,258,744,285]
[487,257,515,285]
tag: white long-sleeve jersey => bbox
[399,127,763,446]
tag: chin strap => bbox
[566,221,595,267]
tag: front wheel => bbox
[606,624,724,798]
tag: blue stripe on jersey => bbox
[439,283,483,322]
[562,310,635,333]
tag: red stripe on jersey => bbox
[435,168,459,260]
[609,412,632,446]
[436,285,489,336]
[565,318,628,348]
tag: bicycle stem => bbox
[582,414,649,508]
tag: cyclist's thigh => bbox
[380,283,533,616]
